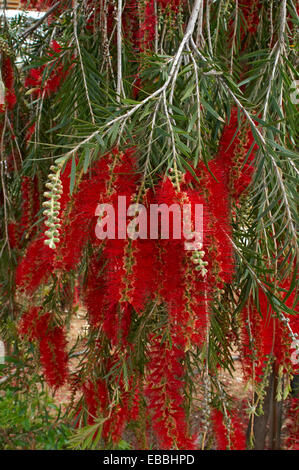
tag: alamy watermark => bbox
[95,196,203,251]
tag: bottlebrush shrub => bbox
[16,147,239,448]
[19,176,41,242]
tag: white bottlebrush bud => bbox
[48,239,57,249]
[43,191,51,198]
[44,220,55,227]
[42,201,52,208]
[45,230,53,237]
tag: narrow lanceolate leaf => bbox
[70,155,76,195]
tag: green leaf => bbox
[200,98,225,122]
[83,147,90,174]
[70,155,76,195]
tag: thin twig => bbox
[20,1,62,40]
[116,0,124,102]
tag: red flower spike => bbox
[145,334,197,450]
[18,307,68,388]
[138,0,157,52]
[212,408,229,450]
[39,325,68,388]
[216,106,258,203]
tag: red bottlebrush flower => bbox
[123,1,140,50]
[50,40,62,54]
[82,379,109,425]
[25,67,43,95]
[95,149,138,343]
[83,249,107,328]
[25,41,68,98]
[39,324,68,388]
[212,408,247,450]
[2,55,14,90]
[155,177,186,305]
[19,175,40,242]
[145,334,197,450]
[138,0,157,52]
[15,234,55,295]
[1,55,17,110]
[130,191,157,314]
[185,160,234,287]
[18,306,49,342]
[7,222,19,249]
[216,107,258,203]
[212,409,229,450]
[82,368,138,444]
[5,89,16,109]
[19,307,68,388]
[205,160,234,285]
[230,410,247,450]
